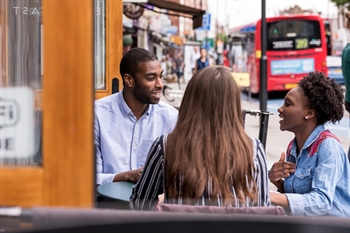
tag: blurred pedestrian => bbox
[190,46,200,76]
[269,71,349,217]
[130,66,270,210]
[193,48,213,73]
[164,53,176,82]
[173,52,184,89]
[342,11,350,159]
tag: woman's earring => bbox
[305,116,308,119]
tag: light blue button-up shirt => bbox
[284,125,350,217]
[95,90,178,185]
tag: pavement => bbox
[161,80,350,190]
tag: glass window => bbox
[0,0,42,166]
[267,20,322,51]
[94,0,106,90]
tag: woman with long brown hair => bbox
[130,66,270,210]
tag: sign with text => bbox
[271,58,315,75]
[196,13,210,31]
[0,87,35,159]
[231,72,250,87]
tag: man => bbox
[95,48,178,185]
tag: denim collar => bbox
[289,125,326,157]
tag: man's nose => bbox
[155,77,164,88]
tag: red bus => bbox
[231,14,328,94]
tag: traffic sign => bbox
[196,13,210,31]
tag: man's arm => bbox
[95,114,115,185]
[113,168,143,183]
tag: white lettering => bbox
[309,39,321,46]
[13,6,20,15]
[11,6,43,15]
[30,7,41,15]
[272,41,293,49]
[23,7,28,15]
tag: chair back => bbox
[153,203,286,216]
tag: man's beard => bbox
[133,80,159,104]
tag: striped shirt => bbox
[130,135,271,210]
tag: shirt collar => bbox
[117,89,151,118]
[302,125,325,150]
[289,125,326,157]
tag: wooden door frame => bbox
[0,0,100,207]
[95,0,123,100]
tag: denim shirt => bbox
[284,125,350,217]
[94,90,178,185]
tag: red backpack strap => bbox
[307,130,340,157]
[286,139,293,157]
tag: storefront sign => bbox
[123,3,144,19]
[0,87,35,159]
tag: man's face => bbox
[132,60,164,105]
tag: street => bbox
[161,81,350,184]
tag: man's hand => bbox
[113,167,143,183]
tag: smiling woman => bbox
[269,71,350,217]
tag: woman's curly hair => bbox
[298,71,344,125]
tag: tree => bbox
[329,0,350,10]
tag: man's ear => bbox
[124,74,133,88]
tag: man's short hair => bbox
[120,48,158,80]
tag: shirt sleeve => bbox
[130,137,165,210]
[285,138,345,216]
[254,138,271,206]
[95,112,115,185]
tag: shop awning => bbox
[136,0,205,29]
[230,22,256,34]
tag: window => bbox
[267,20,322,51]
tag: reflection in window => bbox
[0,0,42,166]
[94,0,106,90]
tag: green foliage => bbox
[216,33,228,43]
[329,0,350,10]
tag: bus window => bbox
[267,20,322,51]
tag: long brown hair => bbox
[165,66,257,206]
